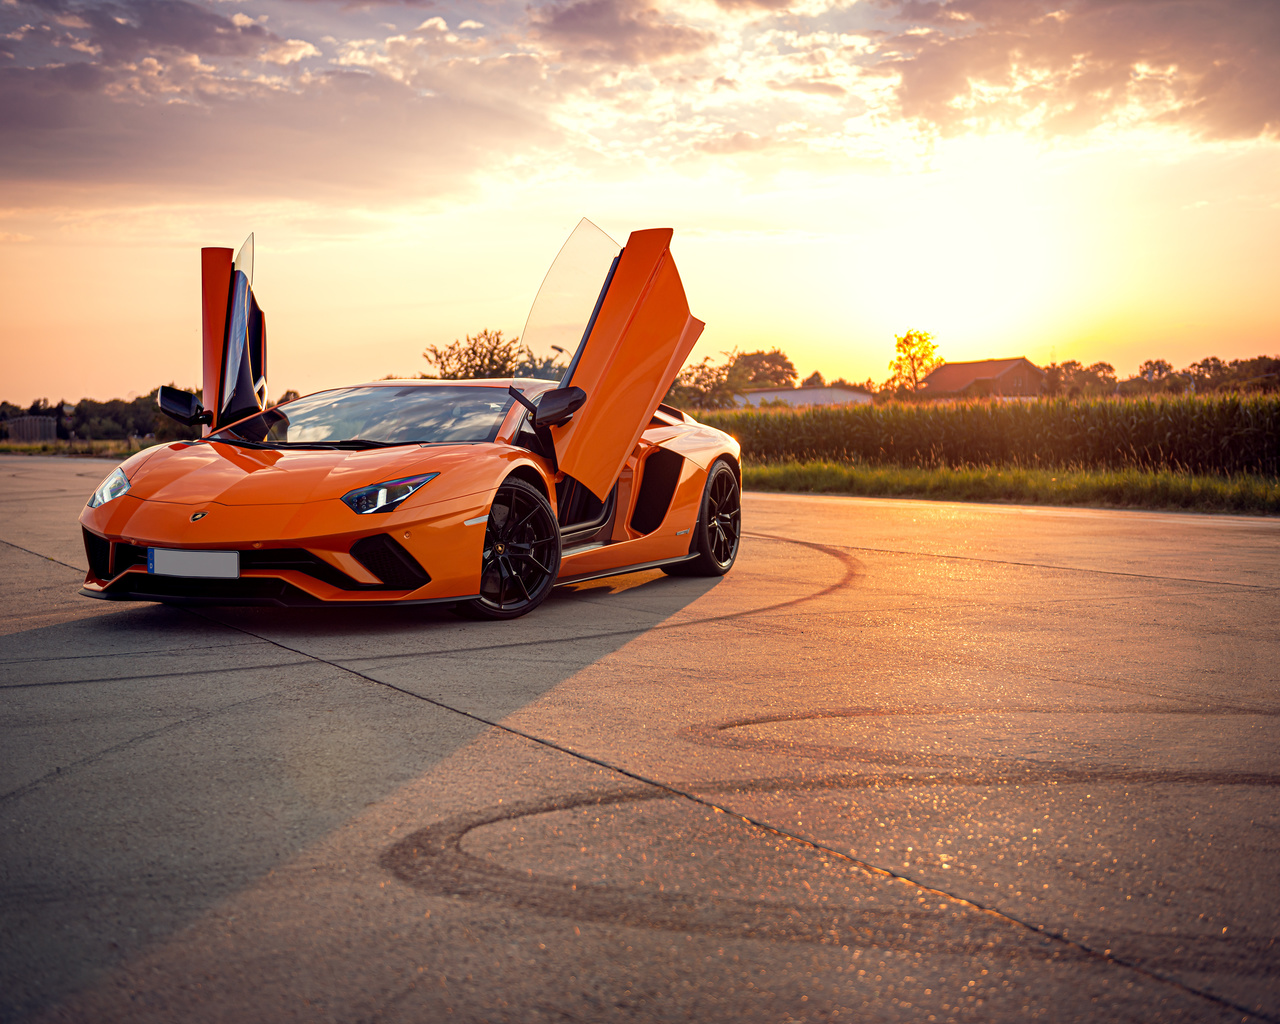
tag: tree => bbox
[1178,355,1280,393]
[514,347,570,381]
[1045,359,1117,397]
[734,349,797,388]
[883,329,942,394]
[801,371,825,388]
[1138,359,1173,382]
[1119,360,1186,396]
[424,329,528,379]
[665,350,750,410]
[423,329,570,381]
[831,377,876,395]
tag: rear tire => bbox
[458,478,561,619]
[662,458,741,577]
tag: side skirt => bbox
[554,553,698,588]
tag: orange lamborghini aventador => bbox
[78,220,742,618]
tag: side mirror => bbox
[534,386,587,428]
[158,385,212,427]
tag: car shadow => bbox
[0,559,723,1022]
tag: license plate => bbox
[148,547,240,579]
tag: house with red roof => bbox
[920,358,1045,398]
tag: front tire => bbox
[459,478,561,619]
[663,458,741,577]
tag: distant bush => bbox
[697,395,1280,477]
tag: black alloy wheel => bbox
[663,458,741,577]
[461,478,561,619]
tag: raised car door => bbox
[544,226,704,501]
[201,233,268,432]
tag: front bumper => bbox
[79,526,466,606]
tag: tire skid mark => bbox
[798,538,1280,591]
[680,705,1280,781]
[191,613,1275,1023]
[25,523,1264,1019]
[381,786,1056,959]
[381,781,1277,1022]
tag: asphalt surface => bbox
[2,454,1278,1023]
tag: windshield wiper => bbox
[207,436,410,451]
[206,436,276,450]
[280,438,406,450]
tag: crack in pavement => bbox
[8,523,1274,1018]
[0,659,315,691]
[178,533,1274,1023]
[0,689,285,805]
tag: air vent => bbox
[349,535,431,590]
[83,528,111,580]
[630,448,684,535]
[114,543,148,573]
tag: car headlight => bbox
[87,467,132,508]
[341,473,438,514]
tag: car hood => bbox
[126,440,484,506]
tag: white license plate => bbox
[148,547,240,579]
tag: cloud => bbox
[874,0,1280,139]
[695,128,772,153]
[529,0,716,64]
[771,77,846,97]
[0,39,556,204]
[712,0,793,10]
[262,38,320,64]
[67,0,273,62]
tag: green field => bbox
[742,460,1280,515]
[699,394,1280,477]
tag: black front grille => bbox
[114,543,148,573]
[350,535,431,590]
[83,528,111,580]
[103,573,310,606]
[89,539,429,596]
[241,548,362,590]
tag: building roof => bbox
[736,384,871,407]
[921,358,1044,393]
[742,384,869,396]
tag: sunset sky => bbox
[2,0,1277,404]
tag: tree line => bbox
[0,386,301,442]
[1046,356,1280,397]
[5,329,1274,438]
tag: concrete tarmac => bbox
[1,455,1277,1023]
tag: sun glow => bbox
[0,1,1277,402]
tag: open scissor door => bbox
[524,221,703,501]
[201,234,268,432]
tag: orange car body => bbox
[79,225,741,610]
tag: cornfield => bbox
[696,395,1280,477]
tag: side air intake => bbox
[629,448,684,535]
[83,528,112,580]
[350,535,431,590]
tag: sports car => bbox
[79,220,742,618]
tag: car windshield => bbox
[212,385,516,447]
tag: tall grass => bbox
[698,395,1280,477]
[744,461,1280,515]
